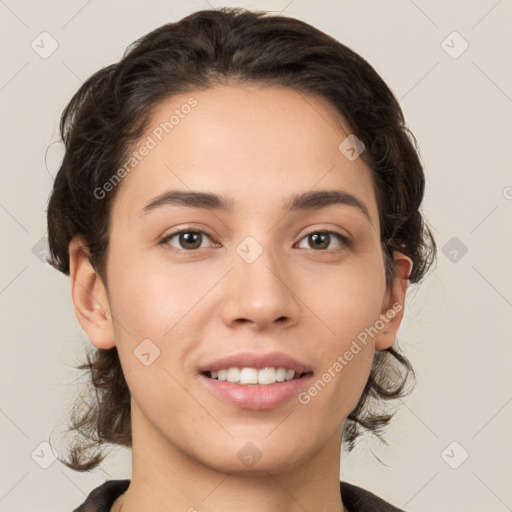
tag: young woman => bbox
[47,7,436,512]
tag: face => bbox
[74,84,409,475]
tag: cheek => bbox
[106,261,204,413]
[303,253,386,342]
[108,251,203,335]
[299,254,385,405]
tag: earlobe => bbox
[68,236,116,350]
[374,251,413,351]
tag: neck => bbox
[114,400,348,512]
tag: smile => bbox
[204,367,307,385]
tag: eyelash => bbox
[160,227,350,253]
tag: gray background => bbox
[1,1,511,511]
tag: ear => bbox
[68,236,116,349]
[374,251,413,351]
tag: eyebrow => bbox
[139,189,372,225]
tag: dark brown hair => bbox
[47,6,437,471]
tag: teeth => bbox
[209,367,299,385]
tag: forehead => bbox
[111,84,379,227]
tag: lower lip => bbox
[199,372,314,410]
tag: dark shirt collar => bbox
[72,479,405,512]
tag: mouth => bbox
[199,369,315,410]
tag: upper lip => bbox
[198,351,313,375]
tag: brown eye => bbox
[162,230,213,250]
[160,228,349,253]
[296,230,349,252]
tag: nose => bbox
[221,242,301,331]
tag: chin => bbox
[193,438,308,475]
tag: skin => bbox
[69,84,412,512]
